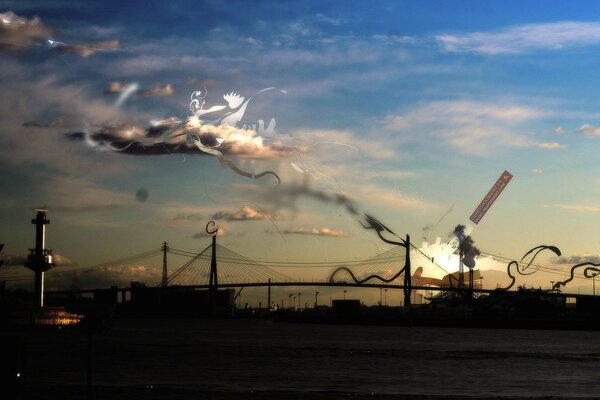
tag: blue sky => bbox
[3,0,600,295]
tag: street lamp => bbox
[379,288,382,305]
[298,292,302,310]
[315,291,319,307]
[293,296,296,309]
[384,289,388,306]
[593,275,596,296]
[343,290,347,300]
[288,293,293,309]
[480,276,484,290]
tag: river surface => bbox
[20,318,600,398]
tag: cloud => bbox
[382,100,555,155]
[137,83,174,97]
[52,39,120,58]
[23,115,80,128]
[536,142,565,150]
[554,127,565,134]
[191,227,244,238]
[551,254,600,265]
[105,82,174,97]
[555,204,600,213]
[0,11,53,51]
[211,206,282,222]
[1,252,74,267]
[273,227,351,238]
[531,168,543,174]
[66,116,295,159]
[0,11,119,57]
[174,212,205,221]
[579,123,600,136]
[437,21,600,55]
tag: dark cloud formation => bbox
[65,116,294,159]
[551,254,600,265]
[135,188,149,202]
[241,179,358,214]
[211,206,282,222]
[23,115,80,128]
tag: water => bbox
[22,318,600,398]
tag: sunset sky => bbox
[2,1,600,296]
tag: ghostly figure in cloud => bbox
[190,87,277,128]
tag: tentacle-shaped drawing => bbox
[358,214,407,247]
[218,157,281,185]
[553,262,600,290]
[498,245,561,290]
[329,265,407,284]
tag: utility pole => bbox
[267,278,271,310]
[403,234,412,308]
[161,241,169,287]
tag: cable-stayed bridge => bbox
[2,233,596,305]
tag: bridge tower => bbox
[161,241,169,287]
[24,209,55,307]
[403,234,411,307]
[207,222,219,314]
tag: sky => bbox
[2,0,600,297]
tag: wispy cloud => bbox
[437,21,600,55]
[269,227,351,238]
[551,253,600,264]
[579,123,600,136]
[191,227,244,238]
[555,204,600,213]
[383,100,559,155]
[212,206,282,222]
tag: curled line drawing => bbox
[218,157,281,185]
[358,214,407,248]
[206,220,218,235]
[329,266,407,284]
[553,262,600,290]
[499,245,561,291]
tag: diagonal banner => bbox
[470,170,513,224]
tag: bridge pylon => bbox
[207,222,219,315]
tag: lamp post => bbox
[593,275,596,296]
[298,293,302,310]
[315,291,319,308]
[288,293,293,309]
[379,288,382,305]
[384,289,388,306]
[293,296,296,309]
[343,290,347,300]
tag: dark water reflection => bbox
[24,319,600,398]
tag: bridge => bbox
[2,224,598,309]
